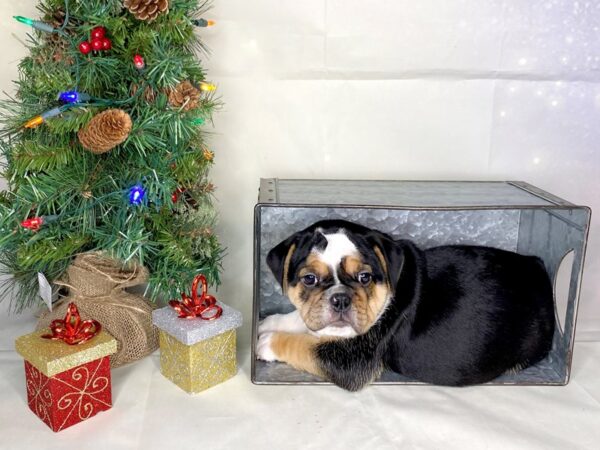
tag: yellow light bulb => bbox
[203,148,214,161]
[24,116,44,129]
[200,82,216,92]
[206,20,215,26]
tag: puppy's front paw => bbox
[256,332,279,362]
[258,314,285,334]
[259,310,308,335]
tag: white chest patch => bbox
[311,325,358,338]
[314,231,357,271]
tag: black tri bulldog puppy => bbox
[257,219,555,391]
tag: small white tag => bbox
[38,272,53,312]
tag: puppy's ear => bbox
[268,228,327,293]
[267,234,299,292]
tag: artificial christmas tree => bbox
[0,0,222,313]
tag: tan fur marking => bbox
[282,243,296,293]
[287,254,332,330]
[270,332,326,377]
[342,256,368,276]
[373,246,390,288]
[286,285,302,309]
[287,283,328,331]
[353,287,370,331]
[302,253,331,279]
[352,283,390,333]
[369,283,391,324]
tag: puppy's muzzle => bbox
[329,292,351,313]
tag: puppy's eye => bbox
[358,272,372,285]
[302,274,318,286]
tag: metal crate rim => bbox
[259,179,579,207]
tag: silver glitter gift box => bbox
[153,304,242,393]
[252,179,591,386]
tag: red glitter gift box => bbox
[15,329,117,432]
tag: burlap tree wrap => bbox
[36,253,159,367]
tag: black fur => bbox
[266,220,556,391]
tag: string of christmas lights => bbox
[14,1,218,213]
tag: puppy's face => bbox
[268,221,401,337]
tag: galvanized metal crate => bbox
[252,179,591,385]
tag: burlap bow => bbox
[37,252,159,367]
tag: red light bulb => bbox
[133,54,145,70]
[171,187,185,203]
[21,216,44,231]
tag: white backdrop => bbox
[205,0,600,335]
[2,2,600,449]
[1,0,599,344]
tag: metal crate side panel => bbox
[517,207,591,383]
[257,206,519,318]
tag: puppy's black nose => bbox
[330,293,351,312]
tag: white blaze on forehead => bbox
[313,231,357,271]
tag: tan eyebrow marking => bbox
[300,253,331,279]
[342,256,371,276]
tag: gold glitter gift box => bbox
[15,330,117,432]
[152,303,242,393]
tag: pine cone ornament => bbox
[124,0,169,22]
[46,35,73,64]
[168,81,201,111]
[78,109,133,154]
[43,6,80,32]
[47,8,68,28]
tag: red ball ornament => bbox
[91,38,103,52]
[90,26,106,41]
[78,41,92,55]
[133,54,145,70]
[101,38,112,51]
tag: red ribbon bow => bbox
[41,302,102,345]
[169,274,223,320]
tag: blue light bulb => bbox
[58,91,79,103]
[58,91,91,104]
[128,185,146,205]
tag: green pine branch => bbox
[0,0,223,312]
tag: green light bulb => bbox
[191,118,205,125]
[14,15,55,33]
[14,16,34,26]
